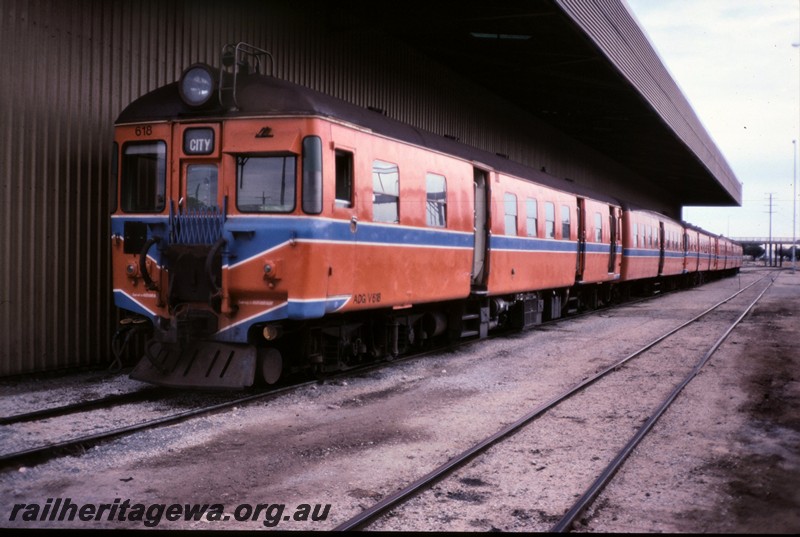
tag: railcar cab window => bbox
[372,160,399,223]
[236,154,296,213]
[335,150,354,206]
[425,173,447,227]
[545,202,555,239]
[121,141,166,213]
[526,198,538,237]
[186,164,218,209]
[504,193,517,235]
[561,205,571,239]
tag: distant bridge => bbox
[730,237,798,245]
[731,237,798,267]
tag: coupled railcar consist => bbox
[111,44,742,389]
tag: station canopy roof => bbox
[344,0,741,206]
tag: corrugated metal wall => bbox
[0,0,654,376]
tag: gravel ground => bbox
[0,266,798,532]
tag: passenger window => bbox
[236,155,296,213]
[634,223,638,247]
[121,141,167,213]
[594,212,602,242]
[561,205,571,239]
[545,202,555,239]
[372,160,399,223]
[504,193,518,236]
[425,173,447,227]
[526,198,538,237]
[335,150,353,206]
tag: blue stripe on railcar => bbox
[113,289,159,321]
[490,235,577,253]
[214,296,351,342]
[112,214,476,268]
[623,248,684,258]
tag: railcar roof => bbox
[116,74,624,207]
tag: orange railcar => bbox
[111,44,739,388]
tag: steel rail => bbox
[332,274,770,531]
[0,336,468,470]
[550,274,776,532]
[0,387,164,426]
[0,381,317,470]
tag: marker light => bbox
[179,63,216,108]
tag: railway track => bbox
[0,270,767,488]
[0,270,694,473]
[0,387,164,426]
[0,381,318,470]
[333,271,776,531]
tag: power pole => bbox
[767,193,774,267]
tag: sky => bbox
[624,0,800,241]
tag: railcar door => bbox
[471,169,490,290]
[327,145,356,302]
[170,124,224,308]
[608,206,618,274]
[576,198,586,281]
[657,221,666,276]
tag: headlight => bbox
[179,63,216,108]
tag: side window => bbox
[335,149,353,206]
[425,173,447,227]
[121,141,167,213]
[545,202,555,239]
[561,205,571,239]
[504,193,518,236]
[526,198,538,237]
[302,136,322,214]
[372,160,399,223]
[236,155,296,213]
[594,212,602,242]
[634,223,638,247]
